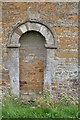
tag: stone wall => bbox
[2,2,78,100]
[19,31,46,94]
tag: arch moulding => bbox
[7,20,57,96]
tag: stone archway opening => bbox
[7,20,57,97]
[19,30,47,95]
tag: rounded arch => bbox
[7,20,57,96]
[7,20,57,48]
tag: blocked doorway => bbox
[19,31,46,95]
[7,21,56,96]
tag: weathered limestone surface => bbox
[7,48,19,96]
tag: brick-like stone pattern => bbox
[19,31,46,94]
[2,2,78,100]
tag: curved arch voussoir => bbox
[11,32,21,44]
[11,21,55,46]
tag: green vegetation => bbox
[2,96,79,119]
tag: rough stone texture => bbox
[7,48,19,96]
[0,3,2,115]
[2,2,78,100]
[19,31,46,94]
[1,0,79,2]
